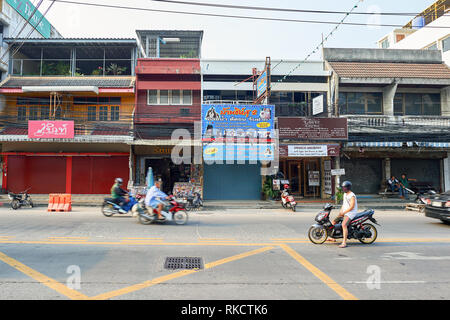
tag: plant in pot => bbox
[91,66,103,76]
[262,176,279,200]
[335,187,344,205]
[106,63,127,75]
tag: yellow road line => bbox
[279,244,357,300]
[48,237,89,239]
[0,251,89,300]
[92,246,275,300]
[121,237,163,240]
[271,238,308,241]
[0,240,275,246]
[198,238,236,241]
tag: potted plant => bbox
[106,63,127,75]
[335,187,344,205]
[262,176,279,200]
[91,66,103,76]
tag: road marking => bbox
[347,281,426,284]
[382,252,450,260]
[0,240,275,246]
[92,246,275,300]
[121,237,163,240]
[271,238,308,241]
[279,244,357,300]
[0,251,89,300]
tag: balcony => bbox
[343,115,450,134]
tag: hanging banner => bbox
[203,143,275,161]
[6,0,52,38]
[28,121,75,139]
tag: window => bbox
[99,106,108,121]
[442,36,450,52]
[427,42,438,50]
[381,38,390,49]
[394,93,441,116]
[88,106,97,121]
[17,106,27,121]
[110,106,120,121]
[29,106,39,120]
[339,92,382,115]
[40,106,49,120]
[147,90,193,105]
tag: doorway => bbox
[144,158,191,194]
[279,159,321,198]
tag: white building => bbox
[377,0,450,65]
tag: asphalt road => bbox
[0,205,449,300]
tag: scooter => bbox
[308,203,379,245]
[101,193,141,217]
[8,188,34,210]
[281,184,297,212]
[176,192,203,211]
[136,196,189,225]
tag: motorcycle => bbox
[308,203,379,245]
[176,191,203,211]
[136,196,188,225]
[101,193,141,217]
[281,184,297,212]
[8,188,34,210]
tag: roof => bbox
[0,76,135,89]
[4,38,137,46]
[328,61,450,79]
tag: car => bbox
[424,191,450,224]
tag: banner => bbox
[28,121,75,139]
[6,0,52,38]
[202,104,275,143]
[203,143,275,161]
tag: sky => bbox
[35,0,439,60]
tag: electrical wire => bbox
[51,0,450,29]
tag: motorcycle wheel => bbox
[101,202,116,217]
[11,199,21,210]
[29,200,34,208]
[308,226,328,244]
[281,202,287,208]
[358,223,378,244]
[174,210,188,225]
[138,214,153,225]
[185,203,192,212]
[291,204,296,212]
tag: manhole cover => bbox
[164,257,204,270]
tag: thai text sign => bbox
[28,121,75,139]
[203,143,275,161]
[202,104,275,142]
[278,117,348,140]
[256,70,268,98]
[280,144,340,157]
[6,0,52,38]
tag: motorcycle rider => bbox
[331,181,358,248]
[111,178,128,213]
[145,181,170,220]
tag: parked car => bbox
[423,191,450,224]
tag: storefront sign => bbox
[6,0,52,38]
[324,160,332,195]
[280,144,340,158]
[308,171,320,187]
[256,70,268,98]
[331,168,346,176]
[202,104,275,142]
[28,121,75,139]
[203,143,275,161]
[278,118,348,140]
[312,95,324,116]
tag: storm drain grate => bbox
[164,257,204,270]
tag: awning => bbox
[346,142,403,148]
[22,86,99,94]
[415,142,450,148]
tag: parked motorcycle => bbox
[281,184,297,212]
[176,191,203,211]
[308,204,379,245]
[8,188,34,210]
[136,196,188,225]
[101,193,141,217]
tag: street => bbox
[0,205,449,300]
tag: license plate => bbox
[432,201,443,207]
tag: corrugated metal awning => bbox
[22,86,99,93]
[346,142,403,148]
[416,142,450,148]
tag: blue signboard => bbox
[6,0,52,38]
[256,70,268,98]
[203,143,275,161]
[202,104,275,142]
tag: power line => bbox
[150,0,438,17]
[52,0,450,29]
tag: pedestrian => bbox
[399,173,410,200]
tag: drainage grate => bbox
[164,257,204,270]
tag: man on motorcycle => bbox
[111,178,128,214]
[145,181,170,220]
[331,181,358,248]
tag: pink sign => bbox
[28,121,75,139]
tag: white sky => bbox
[37,0,439,60]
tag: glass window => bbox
[99,106,108,121]
[88,106,96,121]
[40,106,49,120]
[171,90,181,104]
[427,42,438,50]
[55,108,62,120]
[182,90,192,105]
[338,92,347,114]
[347,93,365,114]
[366,93,382,113]
[442,36,450,52]
[147,90,157,105]
[17,106,27,121]
[394,94,403,116]
[159,90,169,104]
[110,106,120,121]
[29,106,39,120]
[404,93,422,115]
[422,94,441,115]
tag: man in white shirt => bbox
[145,181,170,220]
[331,181,358,248]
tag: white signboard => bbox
[308,171,320,186]
[324,160,332,195]
[312,95,324,116]
[288,145,328,157]
[331,168,346,176]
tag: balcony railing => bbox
[343,115,450,133]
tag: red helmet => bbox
[284,184,289,189]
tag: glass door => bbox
[304,159,320,197]
[288,161,302,194]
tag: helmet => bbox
[284,184,289,190]
[342,181,352,190]
[115,178,123,184]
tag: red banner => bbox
[28,121,75,139]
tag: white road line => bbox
[347,281,426,284]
